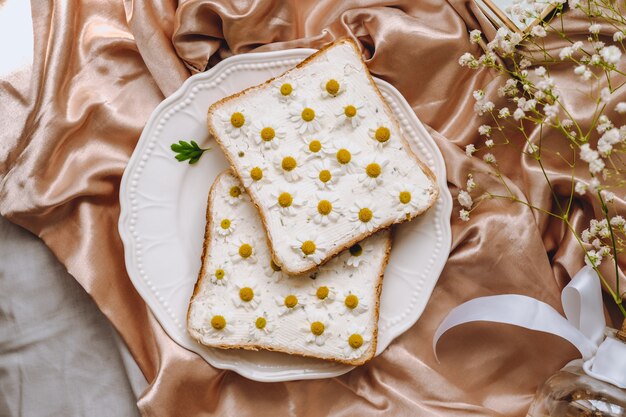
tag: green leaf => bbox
[170,140,210,165]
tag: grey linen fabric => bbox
[0,216,141,417]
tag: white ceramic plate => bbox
[118,48,452,382]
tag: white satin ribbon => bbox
[433,266,626,389]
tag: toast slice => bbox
[207,38,437,275]
[187,170,391,365]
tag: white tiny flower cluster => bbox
[559,41,584,60]
[596,114,613,134]
[579,143,605,174]
[488,28,524,56]
[498,79,518,98]
[599,45,622,65]
[580,216,625,267]
[597,128,621,156]
[457,174,478,222]
[459,52,479,69]
[458,190,473,209]
[473,89,495,116]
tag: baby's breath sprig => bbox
[459,0,626,317]
[170,140,211,164]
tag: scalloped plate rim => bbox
[119,47,452,382]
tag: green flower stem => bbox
[489,190,626,318]
[598,190,622,304]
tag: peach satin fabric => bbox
[1,1,624,416]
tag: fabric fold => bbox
[1,0,624,416]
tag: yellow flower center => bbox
[319,170,332,183]
[375,127,390,143]
[214,269,225,279]
[344,105,357,118]
[301,107,315,122]
[309,140,322,153]
[284,295,298,308]
[281,156,297,171]
[255,317,267,329]
[336,149,351,165]
[250,167,263,181]
[325,79,340,95]
[348,333,364,349]
[270,259,282,272]
[358,208,373,223]
[280,83,293,96]
[229,186,241,198]
[399,191,412,204]
[317,200,332,215]
[211,315,226,330]
[239,243,252,258]
[345,294,359,309]
[316,286,329,300]
[230,112,245,128]
[278,192,293,208]
[366,163,381,178]
[310,321,325,336]
[239,287,254,302]
[220,219,231,229]
[261,127,275,141]
[349,244,363,257]
[301,240,316,255]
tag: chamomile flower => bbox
[342,324,370,356]
[345,242,372,268]
[327,139,361,173]
[232,283,261,310]
[205,307,234,336]
[248,313,274,339]
[309,285,336,307]
[222,107,249,139]
[368,123,392,148]
[320,76,346,98]
[228,238,257,264]
[308,159,341,190]
[302,312,331,346]
[216,217,236,236]
[311,194,342,226]
[390,183,421,216]
[269,188,306,216]
[209,262,232,285]
[300,135,329,161]
[251,119,286,150]
[358,156,389,190]
[292,235,326,264]
[224,184,244,205]
[264,258,283,278]
[274,152,302,182]
[350,201,381,233]
[336,101,365,128]
[339,290,368,316]
[241,162,270,189]
[289,100,323,134]
[275,292,304,316]
[275,79,298,102]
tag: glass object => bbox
[527,359,626,417]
